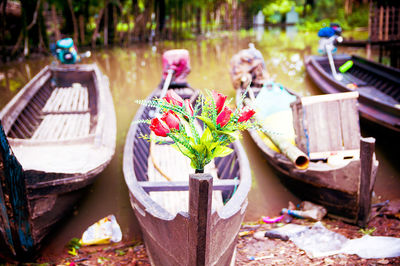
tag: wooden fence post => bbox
[357,137,375,227]
[188,173,212,266]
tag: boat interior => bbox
[6,70,98,141]
[318,56,400,105]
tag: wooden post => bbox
[357,137,375,227]
[188,173,212,266]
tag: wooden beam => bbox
[139,179,240,192]
[188,173,212,266]
[300,92,359,106]
[357,137,375,227]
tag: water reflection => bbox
[0,29,399,258]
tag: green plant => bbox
[136,88,256,171]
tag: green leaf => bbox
[200,127,213,144]
[212,146,233,158]
[193,144,206,154]
[171,143,194,159]
[216,129,239,140]
[68,247,77,256]
[197,116,216,131]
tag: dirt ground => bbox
[1,207,399,265]
[0,212,388,266]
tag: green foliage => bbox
[67,237,81,256]
[359,227,376,235]
[137,88,257,171]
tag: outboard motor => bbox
[317,23,343,55]
[55,38,80,64]
[229,43,270,90]
[162,49,191,87]
[317,23,343,80]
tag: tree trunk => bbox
[104,0,108,46]
[79,14,85,45]
[1,0,7,62]
[67,0,79,45]
[51,4,61,41]
[91,7,104,48]
[195,7,201,35]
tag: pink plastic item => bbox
[262,215,284,224]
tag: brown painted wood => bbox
[188,173,212,266]
[139,179,240,192]
[357,137,376,227]
[0,64,116,259]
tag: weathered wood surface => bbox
[188,173,212,266]
[292,92,360,160]
[305,54,400,133]
[123,86,251,266]
[357,137,377,227]
[0,64,116,259]
[237,86,378,224]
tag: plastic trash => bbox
[289,222,348,258]
[262,215,284,224]
[264,223,308,241]
[341,234,400,259]
[339,60,354,73]
[281,208,323,221]
[282,201,327,221]
[79,215,122,246]
[299,201,327,220]
[268,221,400,259]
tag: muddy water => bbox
[0,29,399,257]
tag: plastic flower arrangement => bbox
[137,88,256,172]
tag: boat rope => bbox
[149,139,172,181]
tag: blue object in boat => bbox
[55,38,79,64]
[318,27,336,38]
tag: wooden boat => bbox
[235,83,379,226]
[123,50,251,266]
[305,54,400,133]
[0,64,116,259]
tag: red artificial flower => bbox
[184,99,194,117]
[238,107,255,122]
[216,106,232,127]
[150,118,170,137]
[164,90,184,107]
[212,90,227,114]
[161,110,180,130]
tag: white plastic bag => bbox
[341,235,400,259]
[80,214,122,246]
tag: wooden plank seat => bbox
[31,113,90,140]
[30,83,91,140]
[148,142,224,216]
[42,83,89,113]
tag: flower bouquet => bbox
[137,88,256,173]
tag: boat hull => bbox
[237,87,378,224]
[123,87,251,265]
[0,64,116,259]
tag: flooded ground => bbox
[0,29,399,258]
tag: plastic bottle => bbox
[281,208,323,220]
[339,60,354,73]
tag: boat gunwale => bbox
[123,87,252,222]
[307,55,400,114]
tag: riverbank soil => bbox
[0,212,396,265]
[18,214,397,265]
